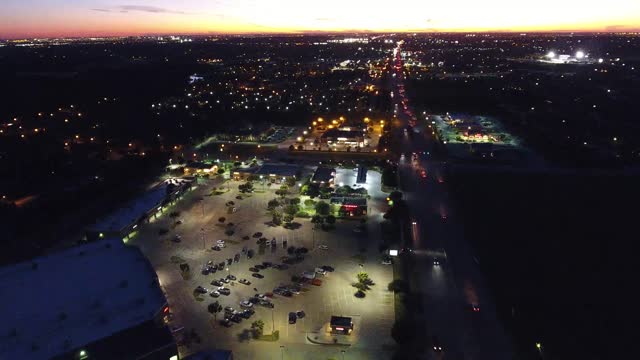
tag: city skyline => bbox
[2,0,640,39]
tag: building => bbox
[85,179,190,241]
[311,166,336,186]
[331,197,367,217]
[320,128,368,148]
[233,163,300,184]
[183,162,218,176]
[330,316,354,334]
[0,239,177,360]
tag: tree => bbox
[247,174,259,182]
[336,185,353,196]
[267,199,280,210]
[326,215,336,225]
[275,189,288,197]
[285,177,296,187]
[283,214,294,224]
[304,199,315,208]
[272,211,283,226]
[353,282,367,291]
[284,204,299,216]
[315,201,330,216]
[208,301,222,320]
[217,168,225,175]
[306,184,320,198]
[357,271,370,284]
[311,214,324,225]
[251,320,265,336]
[289,197,301,205]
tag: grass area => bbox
[256,330,280,341]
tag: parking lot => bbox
[129,170,395,359]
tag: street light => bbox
[280,345,285,360]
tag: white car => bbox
[318,245,328,250]
[210,290,220,297]
[315,268,327,275]
[240,300,253,308]
[382,258,392,265]
[216,239,225,245]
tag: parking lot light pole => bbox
[201,228,205,250]
[280,345,284,360]
[271,307,275,334]
[341,350,346,360]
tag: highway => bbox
[388,41,514,360]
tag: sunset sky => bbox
[1,0,639,39]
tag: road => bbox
[388,41,514,360]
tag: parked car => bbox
[218,287,231,295]
[311,279,322,286]
[221,277,230,284]
[224,306,235,314]
[211,280,222,287]
[212,245,221,251]
[382,256,393,265]
[247,250,254,259]
[240,300,253,308]
[288,312,297,324]
[259,300,274,308]
[240,309,255,319]
[262,261,272,268]
[217,239,225,245]
[230,314,243,323]
[315,267,327,275]
[239,278,251,285]
[296,310,306,319]
[220,318,232,327]
[226,274,237,281]
[209,290,220,298]
[252,273,264,279]
[318,245,328,250]
[173,235,182,243]
[194,286,207,294]
[321,265,335,272]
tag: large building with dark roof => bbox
[0,239,176,360]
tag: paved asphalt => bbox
[388,41,514,360]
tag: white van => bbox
[302,271,316,280]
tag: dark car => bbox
[253,232,262,238]
[226,274,237,281]
[252,273,265,279]
[249,267,259,273]
[239,278,251,285]
[248,297,260,304]
[211,280,223,287]
[208,266,217,273]
[432,336,443,352]
[296,311,305,319]
[321,265,335,272]
[194,286,207,294]
[218,287,231,295]
[212,245,221,251]
[255,264,266,270]
[240,309,255,319]
[220,318,232,327]
[247,250,254,259]
[218,262,225,270]
[234,254,240,262]
[262,261,272,268]
[230,314,243,323]
[288,312,297,324]
[273,263,288,270]
[227,258,233,265]
[201,267,210,275]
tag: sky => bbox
[1,0,639,39]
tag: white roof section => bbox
[0,239,165,359]
[87,184,169,233]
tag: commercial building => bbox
[320,128,368,148]
[330,316,354,334]
[85,179,191,241]
[233,163,300,184]
[331,197,368,217]
[0,239,177,360]
[311,166,336,186]
[183,161,218,176]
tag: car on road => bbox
[240,300,253,308]
[318,245,328,250]
[432,336,443,352]
[433,258,440,266]
[240,309,255,319]
[217,287,231,295]
[252,273,264,279]
[209,290,220,298]
[288,312,297,324]
[296,311,305,319]
[471,303,480,313]
[321,265,334,272]
[238,278,251,285]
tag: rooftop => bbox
[253,163,300,177]
[321,128,364,139]
[0,239,166,359]
[330,316,353,327]
[312,167,336,183]
[87,184,170,234]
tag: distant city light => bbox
[546,51,555,58]
[576,51,585,59]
